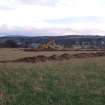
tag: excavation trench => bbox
[0,52,105,63]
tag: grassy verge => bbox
[0,60,105,105]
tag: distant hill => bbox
[0,35,105,49]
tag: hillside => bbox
[0,35,105,49]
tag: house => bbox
[29,43,40,48]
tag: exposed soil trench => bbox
[0,51,105,63]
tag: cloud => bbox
[0,0,105,35]
[47,16,105,24]
[0,0,20,10]
[0,6,14,10]
[19,0,57,6]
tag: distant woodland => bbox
[0,35,105,49]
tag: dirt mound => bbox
[48,55,59,60]
[48,54,70,60]
[13,52,105,63]
[36,55,47,62]
[14,55,47,63]
[14,56,37,63]
[59,53,70,59]
[72,52,105,58]
[0,51,105,63]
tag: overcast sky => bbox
[0,0,105,35]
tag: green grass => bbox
[0,60,105,105]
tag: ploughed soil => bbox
[0,51,105,63]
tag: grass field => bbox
[0,48,99,61]
[0,48,105,105]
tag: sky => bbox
[0,0,105,36]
